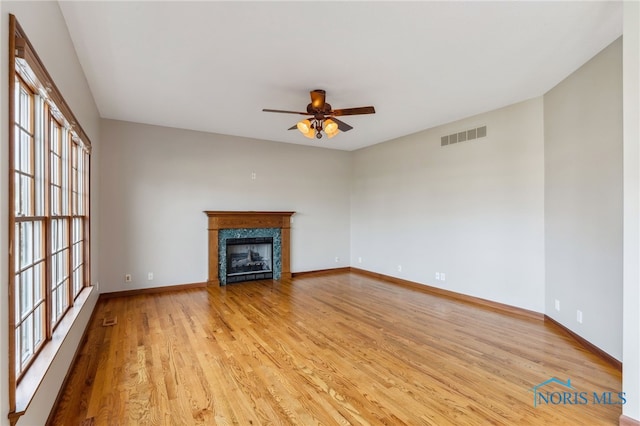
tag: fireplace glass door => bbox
[226,237,273,283]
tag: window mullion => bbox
[49,117,59,329]
[83,151,90,291]
[64,130,73,309]
[44,105,53,340]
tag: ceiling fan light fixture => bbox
[324,119,338,134]
[303,123,316,139]
[324,120,339,138]
[297,119,312,134]
[326,128,339,138]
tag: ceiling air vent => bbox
[441,125,487,148]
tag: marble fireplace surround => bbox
[204,211,295,285]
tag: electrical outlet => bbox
[251,172,257,180]
[358,257,362,263]
[125,274,132,283]
[397,265,402,272]
[148,272,154,280]
[555,299,560,311]
[577,310,583,324]
[440,273,446,281]
[335,256,340,263]
[435,272,440,280]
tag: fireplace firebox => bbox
[226,237,273,283]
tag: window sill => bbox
[11,285,96,422]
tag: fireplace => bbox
[226,237,273,283]
[204,211,294,286]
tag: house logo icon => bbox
[530,377,574,407]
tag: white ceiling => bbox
[58,1,623,151]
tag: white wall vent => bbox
[441,125,487,147]
[467,128,477,140]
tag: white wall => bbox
[623,1,640,421]
[99,119,352,293]
[0,2,101,424]
[544,38,623,361]
[351,98,545,312]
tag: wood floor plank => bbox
[49,272,622,425]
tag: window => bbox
[13,77,46,378]
[8,15,92,420]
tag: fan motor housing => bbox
[307,102,332,114]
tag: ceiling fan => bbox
[262,89,375,139]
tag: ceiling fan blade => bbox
[331,117,353,132]
[310,90,326,110]
[331,106,376,116]
[263,108,310,115]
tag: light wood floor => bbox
[49,272,622,425]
